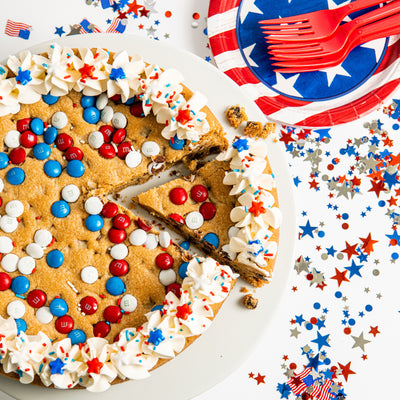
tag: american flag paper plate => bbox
[208,0,400,127]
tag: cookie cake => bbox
[0,43,281,392]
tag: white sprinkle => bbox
[17,256,36,275]
[145,233,158,250]
[81,266,99,284]
[0,236,13,253]
[125,150,142,168]
[110,243,129,260]
[7,300,25,319]
[34,229,53,247]
[112,112,127,129]
[67,280,79,294]
[0,216,19,233]
[4,130,21,148]
[120,294,137,312]
[159,231,171,248]
[36,307,53,324]
[84,197,103,215]
[52,111,68,129]
[159,269,176,286]
[101,106,114,123]
[88,131,104,149]
[1,253,19,272]
[61,184,80,203]
[5,200,24,218]
[185,211,204,230]
[129,229,147,246]
[26,243,44,259]
[141,141,160,157]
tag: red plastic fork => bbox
[259,0,388,42]
[270,12,400,73]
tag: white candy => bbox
[112,112,127,129]
[159,269,176,286]
[120,294,138,312]
[4,130,20,148]
[5,200,24,217]
[52,111,68,129]
[7,300,25,319]
[84,197,103,215]
[1,253,19,272]
[101,106,114,123]
[228,226,240,239]
[81,266,98,284]
[0,236,13,253]
[185,211,204,230]
[96,93,108,110]
[129,229,147,246]
[110,243,129,260]
[125,150,142,168]
[18,256,36,275]
[0,216,18,233]
[145,233,158,250]
[34,229,52,247]
[0,178,3,192]
[25,243,44,259]
[36,307,53,324]
[159,231,171,248]
[61,184,80,203]
[141,141,160,157]
[88,131,104,149]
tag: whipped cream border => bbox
[0,257,237,392]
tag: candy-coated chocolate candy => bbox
[5,200,24,218]
[0,236,14,254]
[51,200,70,218]
[169,187,188,205]
[0,153,9,169]
[108,228,127,244]
[159,269,176,286]
[85,215,104,231]
[180,241,190,250]
[158,231,171,248]
[81,266,98,284]
[46,249,64,268]
[0,272,11,291]
[20,131,37,148]
[101,202,118,218]
[137,218,152,232]
[145,233,158,250]
[199,202,216,220]
[168,213,184,224]
[34,229,52,247]
[68,329,87,345]
[120,294,137,312]
[191,185,208,202]
[130,102,144,117]
[66,159,85,177]
[44,160,62,177]
[43,127,57,144]
[141,141,160,157]
[16,118,31,133]
[27,289,47,308]
[103,305,122,323]
[42,94,59,105]
[9,148,25,165]
[4,130,21,148]
[17,256,36,275]
[166,282,181,298]
[6,167,25,185]
[52,112,68,129]
[117,142,132,159]
[84,197,103,215]
[99,125,114,143]
[35,307,53,324]
[7,300,25,318]
[125,149,142,168]
[100,106,113,123]
[112,214,131,230]
[96,93,108,110]
[25,243,44,259]
[15,319,27,334]
[30,118,45,135]
[55,133,73,151]
[81,95,95,109]
[110,243,129,260]
[124,97,136,105]
[155,253,174,270]
[178,262,189,279]
[202,232,220,249]
[129,229,147,246]
[93,321,110,337]
[55,315,74,334]
[79,296,98,315]
[11,276,30,294]
[33,143,51,160]
[109,259,129,276]
[50,298,68,317]
[106,277,125,296]
[83,107,100,124]
[0,254,18,272]
[112,112,127,129]
[112,128,126,144]
[169,135,186,150]
[65,146,83,161]
[99,143,116,159]
[88,131,104,149]
[61,184,80,203]
[0,216,18,233]
[185,211,204,229]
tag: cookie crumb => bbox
[244,121,276,139]
[226,105,248,128]
[240,287,249,293]
[243,294,258,309]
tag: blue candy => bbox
[202,232,220,249]
[68,329,87,345]
[179,241,190,250]
[83,106,100,124]
[42,94,59,105]
[151,305,163,312]
[106,277,125,296]
[66,159,85,178]
[81,96,96,109]
[51,200,70,218]
[44,127,58,144]
[15,319,27,334]
[49,298,68,316]
[6,167,25,185]
[46,249,64,268]
[30,118,45,135]
[178,262,189,279]
[124,96,136,105]
[0,152,9,169]
[85,215,104,232]
[44,160,62,177]
[33,143,51,160]
[11,276,30,294]
[169,135,186,150]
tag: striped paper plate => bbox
[208,0,400,127]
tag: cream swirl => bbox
[0,66,20,116]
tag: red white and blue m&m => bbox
[191,185,209,202]
[46,249,64,268]
[88,131,104,149]
[68,329,87,345]
[33,143,51,160]
[51,112,68,129]
[112,112,127,129]
[84,197,103,215]
[141,141,160,157]
[155,253,174,270]
[61,184,80,203]
[55,133,73,151]
[83,107,100,124]
[79,296,98,315]
[35,306,53,324]
[11,275,30,294]
[30,118,45,135]
[101,202,118,218]
[81,96,95,109]
[49,298,68,317]
[120,294,137,312]
[42,93,59,105]
[44,160,62,178]
[43,127,58,144]
[4,130,21,148]
[0,153,9,169]
[6,167,25,185]
[110,243,129,260]
[17,256,36,275]
[108,228,127,244]
[202,232,220,249]
[159,231,171,248]
[26,243,44,259]
[0,272,11,291]
[0,215,18,233]
[81,266,98,284]
[66,159,85,178]
[51,200,70,218]
[1,254,18,272]
[65,147,83,161]
[55,315,74,334]
[169,187,188,205]
[103,305,122,323]
[34,229,52,247]
[85,215,104,231]
[9,147,26,165]
[109,259,129,276]
[106,277,125,296]
[159,269,176,286]
[125,149,142,168]
[0,236,14,253]
[20,131,37,148]
[129,229,147,246]
[27,289,47,308]
[7,300,26,318]
[5,200,24,217]
[185,211,204,230]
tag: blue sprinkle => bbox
[148,328,165,346]
[335,291,342,298]
[16,68,32,86]
[6,167,25,185]
[348,318,356,326]
[342,213,349,220]
[392,252,399,260]
[109,67,126,81]
[378,200,385,207]
[365,304,373,312]
[313,302,321,310]
[305,322,313,330]
[318,230,325,238]
[232,138,249,152]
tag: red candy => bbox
[130,102,144,118]
[20,131,37,148]
[0,272,11,291]
[109,260,129,276]
[169,187,188,205]
[99,143,116,159]
[199,202,216,220]
[113,214,131,230]
[102,202,119,218]
[117,142,132,159]
[108,228,127,244]
[79,296,98,315]
[27,289,46,308]
[137,217,152,232]
[9,147,26,165]
[99,125,114,143]
[93,321,110,338]
[166,283,181,298]
[55,315,74,334]
[168,213,185,224]
[110,94,121,102]
[17,118,31,133]
[112,129,126,144]
[191,185,208,202]
[103,305,122,323]
[155,253,174,270]
[65,146,83,161]
[55,133,73,151]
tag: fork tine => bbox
[263,28,314,36]
[259,16,310,24]
[267,42,321,51]
[260,21,311,30]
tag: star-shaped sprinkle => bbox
[148,328,165,346]
[232,137,249,152]
[249,201,266,217]
[49,358,66,375]
[254,373,266,385]
[369,326,380,337]
[87,357,104,374]
[79,63,95,79]
[109,67,126,80]
[16,68,32,86]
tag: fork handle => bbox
[355,11,400,43]
[335,0,393,20]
